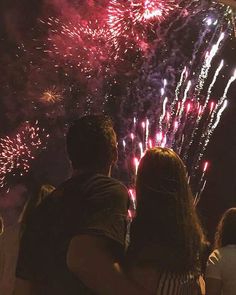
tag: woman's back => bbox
[126,148,206,295]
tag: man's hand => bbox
[67,235,150,295]
[13,278,32,295]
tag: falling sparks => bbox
[194,32,225,98]
[121,59,236,197]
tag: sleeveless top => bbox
[156,272,200,295]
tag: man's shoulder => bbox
[38,174,129,206]
[89,174,127,188]
[83,174,129,198]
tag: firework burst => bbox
[39,0,178,71]
[0,122,49,188]
[141,0,177,21]
[40,88,62,103]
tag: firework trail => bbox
[159,96,168,132]
[184,59,225,159]
[203,59,224,114]
[194,161,209,205]
[170,67,187,116]
[194,32,225,99]
[178,79,191,120]
[196,69,236,165]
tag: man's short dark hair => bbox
[66,115,117,171]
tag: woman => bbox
[205,208,236,295]
[126,147,206,294]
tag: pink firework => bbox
[43,17,110,73]
[107,0,143,54]
[141,0,177,21]
[107,0,177,53]
[41,0,178,68]
[0,122,49,187]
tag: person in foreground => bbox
[14,115,149,295]
[205,207,236,295]
[125,147,206,294]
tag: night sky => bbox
[0,0,236,239]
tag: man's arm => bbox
[205,278,222,295]
[67,235,150,295]
[13,278,32,295]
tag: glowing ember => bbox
[40,89,62,103]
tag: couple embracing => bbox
[14,115,205,295]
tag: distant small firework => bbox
[40,88,62,103]
[0,122,49,188]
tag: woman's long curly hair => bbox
[128,148,206,274]
[214,207,236,249]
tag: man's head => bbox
[66,115,118,174]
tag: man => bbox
[14,115,148,295]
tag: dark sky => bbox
[0,0,236,238]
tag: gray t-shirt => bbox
[206,245,236,295]
[16,174,129,295]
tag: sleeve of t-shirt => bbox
[72,176,129,248]
[16,211,42,280]
[15,197,56,281]
[205,250,222,280]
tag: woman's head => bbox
[135,148,192,226]
[136,147,187,203]
[130,147,205,273]
[215,207,236,248]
